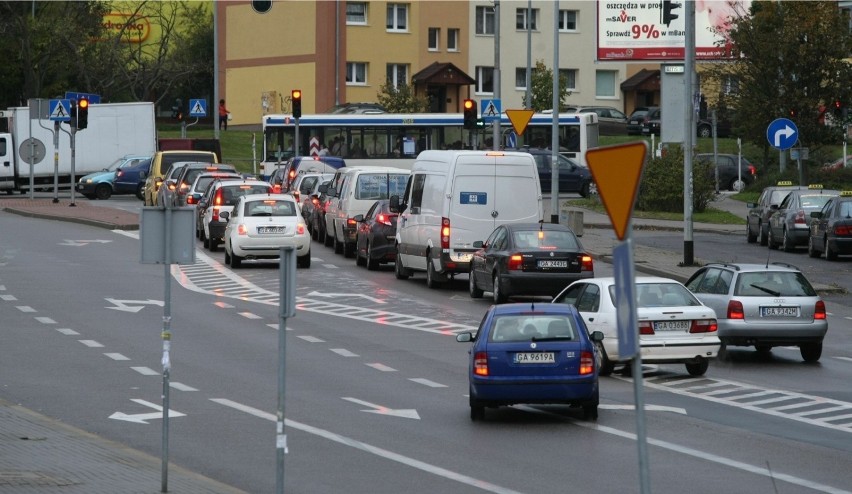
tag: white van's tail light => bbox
[689,319,718,333]
[441,217,450,249]
[579,351,595,375]
[727,300,745,319]
[474,352,489,376]
[508,254,524,270]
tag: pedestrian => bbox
[318,143,329,156]
[219,99,230,131]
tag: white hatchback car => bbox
[553,276,720,376]
[221,194,311,269]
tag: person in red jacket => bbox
[219,99,230,130]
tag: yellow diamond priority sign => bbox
[585,141,648,241]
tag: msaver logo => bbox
[101,13,151,43]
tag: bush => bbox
[637,146,716,213]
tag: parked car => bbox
[155,161,196,207]
[694,153,757,192]
[626,106,657,135]
[455,302,604,421]
[766,185,840,252]
[823,155,852,171]
[642,108,735,138]
[198,178,274,251]
[221,193,311,269]
[519,147,596,197]
[553,276,720,376]
[354,200,399,270]
[564,105,629,135]
[808,190,852,260]
[469,222,593,303]
[76,155,150,200]
[168,162,238,207]
[746,181,807,245]
[185,171,242,212]
[685,262,828,362]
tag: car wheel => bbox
[697,125,712,138]
[135,184,145,201]
[492,272,507,304]
[324,227,334,247]
[759,223,769,246]
[366,242,379,271]
[596,342,615,377]
[94,183,112,200]
[209,237,218,252]
[297,253,311,269]
[202,231,210,249]
[224,249,230,264]
[746,223,757,243]
[83,194,96,200]
[808,235,820,258]
[343,240,355,258]
[781,228,795,252]
[426,257,441,289]
[311,224,319,241]
[800,342,822,363]
[580,181,591,198]
[767,228,779,250]
[355,239,367,267]
[394,246,410,280]
[469,271,484,298]
[730,178,745,192]
[230,251,242,269]
[685,358,709,376]
[582,401,598,421]
[333,233,343,254]
[470,391,485,421]
[825,237,838,261]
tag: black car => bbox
[354,200,398,270]
[469,222,594,304]
[310,183,334,242]
[694,153,757,192]
[626,106,657,135]
[516,147,596,197]
[808,191,852,260]
[767,186,840,252]
[642,108,735,138]
[169,162,238,207]
[746,182,807,245]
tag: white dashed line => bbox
[0,294,16,301]
[78,340,103,348]
[330,348,359,357]
[35,317,56,324]
[131,366,159,376]
[214,301,235,308]
[409,378,447,388]
[239,312,263,319]
[104,353,130,361]
[16,306,36,312]
[366,363,397,372]
[170,382,198,392]
[56,328,79,336]
[297,335,325,343]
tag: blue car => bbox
[76,155,150,200]
[456,303,604,421]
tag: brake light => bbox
[794,210,807,225]
[187,196,197,205]
[377,214,394,226]
[638,321,654,335]
[238,224,248,236]
[727,300,745,319]
[116,170,124,178]
[293,191,300,202]
[347,218,358,227]
[689,319,718,333]
[579,351,595,375]
[311,197,319,206]
[474,351,489,376]
[507,254,524,270]
[297,223,306,235]
[748,165,757,176]
[441,217,450,249]
[581,255,593,272]
[214,189,224,206]
[815,300,826,320]
[273,184,282,193]
[835,225,851,235]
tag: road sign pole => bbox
[277,247,296,494]
[52,121,60,204]
[70,128,77,207]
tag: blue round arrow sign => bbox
[766,118,798,151]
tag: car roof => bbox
[238,193,295,202]
[703,262,802,273]
[489,302,578,316]
[502,222,576,232]
[581,276,682,284]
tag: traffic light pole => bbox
[69,127,77,207]
[492,0,500,151]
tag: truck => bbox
[0,101,157,194]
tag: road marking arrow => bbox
[773,125,795,147]
[58,239,112,246]
[342,397,420,420]
[109,399,186,424]
[307,291,386,304]
[105,298,165,313]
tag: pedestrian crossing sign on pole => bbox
[48,99,71,121]
[481,99,501,123]
[189,99,207,117]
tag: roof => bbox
[620,69,660,91]
[411,62,475,85]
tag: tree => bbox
[702,1,852,163]
[528,60,570,112]
[376,81,429,113]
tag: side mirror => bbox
[810,211,821,219]
[390,194,406,213]
[769,204,779,211]
[746,202,757,208]
[318,183,328,194]
[353,214,364,222]
[456,333,473,343]
[591,331,604,342]
[473,240,483,248]
[219,211,230,221]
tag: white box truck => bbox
[390,150,543,288]
[0,102,157,194]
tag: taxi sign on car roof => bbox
[777,180,793,186]
[808,184,823,189]
[841,191,852,196]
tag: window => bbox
[475,66,494,94]
[515,67,528,90]
[428,28,439,51]
[387,3,408,31]
[386,64,408,89]
[346,2,367,25]
[475,6,495,35]
[595,70,617,98]
[724,75,740,95]
[516,8,538,30]
[559,10,578,31]
[559,69,577,91]
[447,28,459,51]
[346,62,367,85]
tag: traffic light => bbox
[77,97,89,130]
[789,108,798,119]
[463,99,477,129]
[661,0,681,27]
[834,100,843,118]
[291,89,302,118]
[68,100,78,129]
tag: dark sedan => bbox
[354,200,398,270]
[767,185,840,252]
[808,191,852,260]
[469,222,594,304]
[746,181,806,245]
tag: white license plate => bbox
[538,260,568,268]
[258,226,286,234]
[514,352,555,364]
[760,306,799,317]
[654,320,690,331]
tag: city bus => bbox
[260,112,600,177]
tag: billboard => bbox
[597,1,752,61]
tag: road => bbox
[2,199,852,493]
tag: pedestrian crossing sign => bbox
[48,99,71,121]
[189,99,207,117]
[481,99,501,123]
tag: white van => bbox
[390,150,543,288]
[328,167,410,257]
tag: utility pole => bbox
[492,0,501,150]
